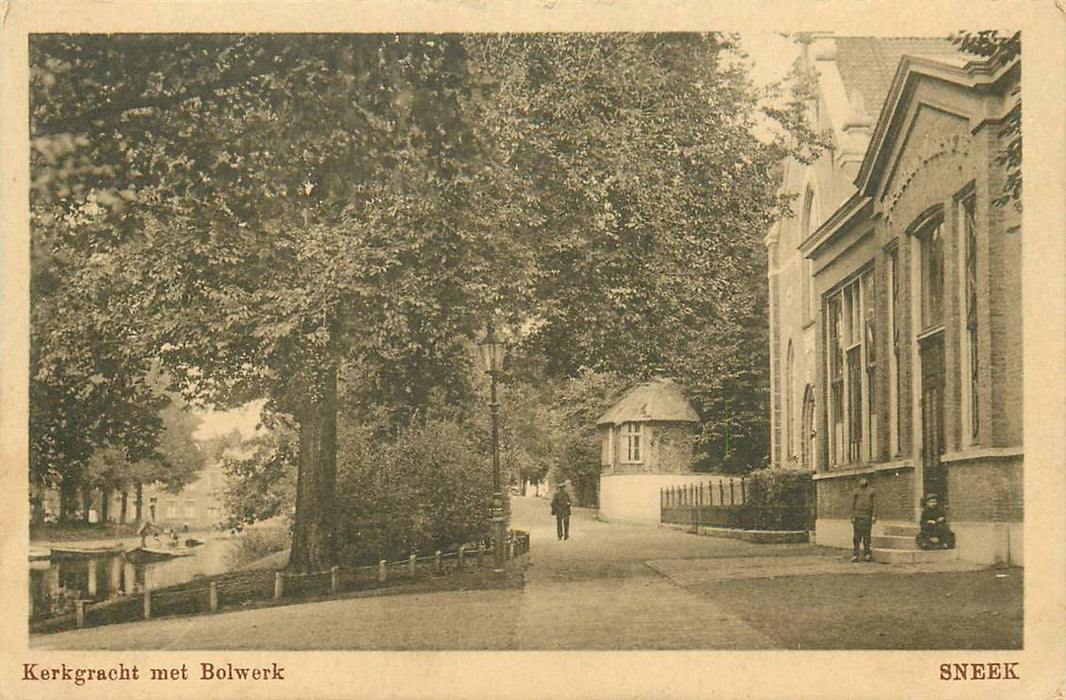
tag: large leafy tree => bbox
[31,33,819,568]
[31,34,533,571]
[30,247,167,519]
[468,34,811,469]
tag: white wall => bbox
[953,521,1024,567]
[599,474,736,526]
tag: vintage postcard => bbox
[2,1,1063,698]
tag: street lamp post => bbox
[478,325,507,573]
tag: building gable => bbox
[879,104,971,225]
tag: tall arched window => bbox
[800,186,819,323]
[785,341,795,460]
[801,384,816,470]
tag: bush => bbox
[336,420,494,565]
[225,526,291,569]
[744,467,813,530]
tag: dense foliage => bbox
[30,33,821,569]
[743,467,814,530]
[336,420,494,564]
[220,418,299,529]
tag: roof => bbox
[596,379,699,426]
[832,37,965,119]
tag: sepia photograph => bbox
[3,2,1064,698]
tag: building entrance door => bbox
[919,332,947,503]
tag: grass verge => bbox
[704,567,1022,649]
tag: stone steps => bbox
[871,547,958,564]
[871,534,921,551]
[867,522,957,564]
[881,523,921,537]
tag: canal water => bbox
[30,537,237,619]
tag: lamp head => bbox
[477,325,505,374]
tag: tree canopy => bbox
[31,33,819,569]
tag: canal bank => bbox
[30,534,239,622]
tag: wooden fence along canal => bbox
[32,530,531,635]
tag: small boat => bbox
[184,538,203,548]
[125,546,191,563]
[49,545,125,560]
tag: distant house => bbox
[141,461,229,530]
[41,460,230,530]
[596,378,701,525]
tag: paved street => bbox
[31,495,991,650]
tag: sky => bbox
[193,399,266,442]
[739,30,802,88]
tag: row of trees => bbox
[31,33,821,570]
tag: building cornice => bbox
[812,459,915,480]
[799,193,872,260]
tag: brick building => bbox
[769,36,1021,565]
[766,36,967,473]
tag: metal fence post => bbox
[434,551,442,574]
[274,572,284,599]
[209,581,218,612]
[378,560,387,582]
[330,566,339,593]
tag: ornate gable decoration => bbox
[882,129,970,226]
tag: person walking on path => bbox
[551,483,572,540]
[138,520,154,548]
[851,477,876,562]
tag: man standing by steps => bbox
[851,477,876,562]
[551,483,572,540]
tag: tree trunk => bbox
[29,486,44,526]
[288,367,338,573]
[120,491,128,524]
[135,482,143,522]
[101,487,111,523]
[60,476,79,521]
[82,486,92,522]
